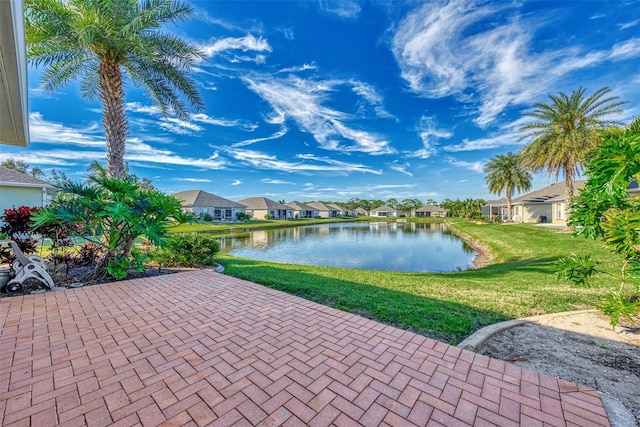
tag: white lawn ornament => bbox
[1,240,54,294]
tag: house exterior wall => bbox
[511,203,551,223]
[551,202,567,225]
[193,206,245,220]
[0,186,48,213]
[292,209,318,218]
[370,211,397,217]
[247,208,292,219]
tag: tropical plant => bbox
[149,233,219,268]
[556,117,640,326]
[484,152,532,221]
[25,0,204,178]
[31,166,191,279]
[440,198,485,220]
[0,206,41,260]
[519,87,627,209]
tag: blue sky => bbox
[4,0,640,203]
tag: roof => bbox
[307,202,338,211]
[172,190,246,209]
[0,0,29,146]
[354,207,368,213]
[238,197,291,210]
[484,198,507,206]
[513,181,586,204]
[0,166,55,188]
[285,201,319,211]
[370,205,397,213]
[415,204,447,213]
[326,203,346,212]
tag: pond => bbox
[218,222,477,272]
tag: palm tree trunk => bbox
[565,167,575,229]
[99,61,128,178]
[506,188,512,222]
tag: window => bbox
[556,203,563,220]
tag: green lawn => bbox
[216,220,621,344]
[170,217,360,235]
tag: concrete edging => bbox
[457,309,638,427]
[456,309,599,352]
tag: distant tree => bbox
[25,0,204,178]
[441,198,485,220]
[385,198,399,209]
[520,87,627,209]
[399,198,423,216]
[484,152,532,221]
[1,158,45,179]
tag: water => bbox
[218,222,476,272]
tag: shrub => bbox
[202,213,213,222]
[31,165,191,280]
[0,206,39,261]
[149,233,219,268]
[557,120,640,326]
[264,214,274,220]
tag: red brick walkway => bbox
[1,270,610,426]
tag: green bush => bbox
[202,213,213,222]
[150,233,220,268]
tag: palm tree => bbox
[25,0,204,178]
[519,87,626,209]
[485,152,532,221]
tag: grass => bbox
[216,219,622,344]
[170,217,360,235]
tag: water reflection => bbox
[218,222,476,272]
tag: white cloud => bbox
[447,158,485,173]
[619,20,639,30]
[225,147,381,174]
[261,178,295,184]
[279,63,318,73]
[318,0,361,19]
[389,161,413,177]
[404,116,452,158]
[201,35,272,59]
[233,127,288,147]
[243,75,394,154]
[29,112,104,146]
[174,178,212,183]
[610,38,640,60]
[391,1,640,127]
[126,102,256,134]
[230,179,243,186]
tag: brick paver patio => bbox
[1,270,610,426]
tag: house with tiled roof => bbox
[285,201,319,218]
[354,207,368,216]
[306,202,341,218]
[482,181,586,225]
[0,166,58,216]
[238,197,293,220]
[414,205,447,218]
[173,190,246,221]
[369,205,398,218]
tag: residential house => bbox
[482,198,508,221]
[1,0,29,147]
[354,207,368,216]
[0,167,58,215]
[238,197,293,220]
[369,205,398,218]
[307,202,341,218]
[482,181,586,225]
[414,205,447,218]
[327,203,354,217]
[173,190,246,221]
[286,201,319,218]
